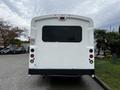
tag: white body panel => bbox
[29,14,94,70]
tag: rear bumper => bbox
[28,69,95,75]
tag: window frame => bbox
[42,26,82,43]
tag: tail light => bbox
[58,16,66,21]
[89,49,93,53]
[31,54,34,58]
[30,59,34,63]
[89,60,93,64]
[60,17,65,20]
[31,48,34,52]
[89,54,93,58]
[30,48,35,63]
[89,49,94,64]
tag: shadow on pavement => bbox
[34,76,87,90]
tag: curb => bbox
[93,76,111,90]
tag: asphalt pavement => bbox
[0,54,104,90]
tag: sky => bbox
[0,0,120,31]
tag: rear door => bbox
[34,18,92,69]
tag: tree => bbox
[0,19,23,48]
[94,29,107,56]
[106,32,120,57]
[12,39,22,47]
[0,20,11,47]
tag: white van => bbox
[29,14,94,76]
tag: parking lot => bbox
[0,54,104,90]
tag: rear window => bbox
[42,26,82,42]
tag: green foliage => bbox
[94,29,107,55]
[95,29,120,90]
[95,58,120,90]
[21,41,30,43]
[106,32,120,56]
[0,19,24,47]
[12,39,22,47]
[94,29,106,39]
[94,29,120,57]
[106,32,120,42]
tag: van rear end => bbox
[29,14,94,76]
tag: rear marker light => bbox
[30,59,34,63]
[31,54,34,58]
[60,17,65,20]
[31,48,34,52]
[89,60,93,64]
[89,49,93,53]
[89,54,93,58]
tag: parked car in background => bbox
[0,46,26,54]
[0,48,14,54]
[0,48,3,54]
[15,46,26,54]
[0,48,4,51]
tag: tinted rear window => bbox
[42,26,82,42]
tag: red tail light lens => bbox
[31,54,34,58]
[89,54,93,58]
